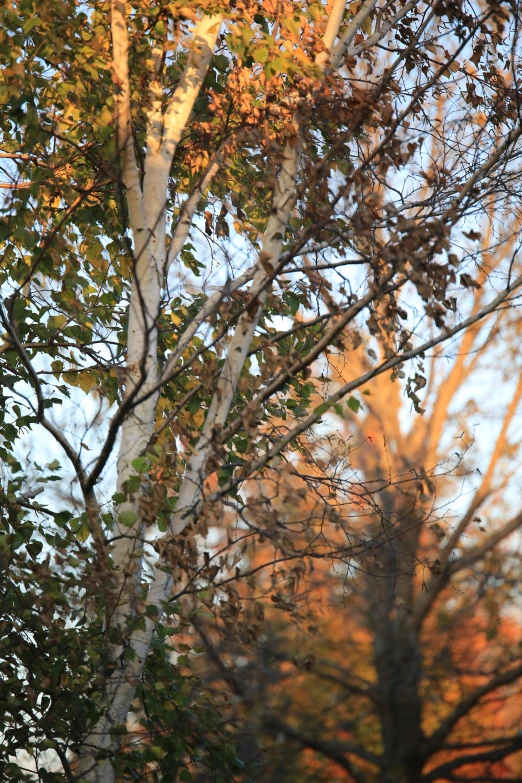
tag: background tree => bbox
[2,1,522,782]
[195,220,522,783]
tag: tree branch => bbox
[211,271,522,504]
[264,715,378,781]
[424,738,522,781]
[427,663,522,752]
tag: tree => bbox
[1,0,522,781]
[195,222,522,782]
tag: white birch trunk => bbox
[156,0,376,541]
[78,1,378,779]
[119,0,369,653]
[77,7,221,782]
[111,10,222,638]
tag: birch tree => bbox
[2,0,522,781]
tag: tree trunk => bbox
[76,2,377,779]
[367,490,427,783]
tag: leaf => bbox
[282,14,301,36]
[119,510,137,527]
[284,291,301,315]
[347,396,361,414]
[76,520,91,542]
[254,46,270,63]
[193,408,204,428]
[55,511,72,528]
[470,43,485,66]
[460,273,482,290]
[131,456,149,473]
[23,17,41,34]
[315,402,329,416]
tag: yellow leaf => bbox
[254,47,270,64]
[281,14,301,36]
[294,48,312,66]
[72,371,97,394]
[76,520,91,543]
[171,312,182,326]
[193,408,204,428]
[49,315,67,330]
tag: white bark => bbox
[143,14,222,275]
[79,2,379,779]
[157,0,361,540]
[124,137,304,629]
[112,11,222,611]
[123,0,366,642]
[119,0,372,668]
[104,0,156,658]
[168,135,302,534]
[78,7,222,783]
[317,0,351,66]
[157,265,256,388]
[165,137,237,274]
[332,0,379,63]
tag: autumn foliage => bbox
[2,1,522,782]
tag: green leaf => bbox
[284,291,301,315]
[75,518,91,542]
[119,510,137,527]
[55,510,72,528]
[347,396,361,414]
[131,456,149,473]
[23,17,41,34]
[314,402,329,416]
